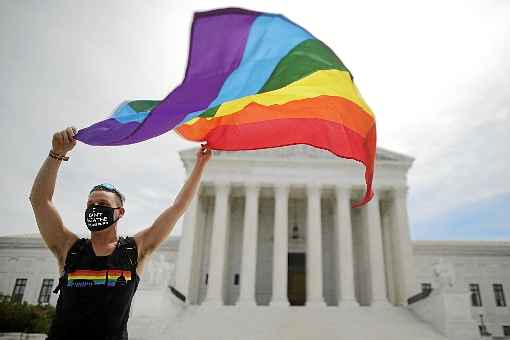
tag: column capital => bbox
[214,181,231,191]
[334,186,351,198]
[306,183,323,193]
[391,186,409,199]
[245,182,261,193]
[273,183,290,195]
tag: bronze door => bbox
[288,253,306,306]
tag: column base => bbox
[236,299,258,308]
[270,299,290,307]
[338,299,360,308]
[305,300,327,308]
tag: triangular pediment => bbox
[179,144,413,163]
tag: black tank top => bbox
[46,236,140,340]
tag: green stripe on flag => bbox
[128,100,160,113]
[259,39,351,93]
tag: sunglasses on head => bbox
[90,183,125,204]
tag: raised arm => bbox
[29,127,79,269]
[134,145,211,261]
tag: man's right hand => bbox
[52,127,77,155]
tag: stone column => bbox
[391,187,419,305]
[270,184,290,306]
[237,183,260,306]
[306,184,326,307]
[364,192,389,306]
[174,189,200,302]
[203,182,231,306]
[335,186,359,307]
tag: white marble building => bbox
[1,145,510,339]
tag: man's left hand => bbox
[196,143,212,165]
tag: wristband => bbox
[49,150,69,161]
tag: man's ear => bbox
[118,207,125,217]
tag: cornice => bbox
[180,145,414,167]
[413,240,510,256]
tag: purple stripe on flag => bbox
[74,119,140,146]
[75,8,259,146]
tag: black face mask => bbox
[85,205,122,232]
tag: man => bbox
[29,126,211,339]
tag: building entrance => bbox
[288,253,306,306]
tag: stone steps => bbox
[128,291,451,340]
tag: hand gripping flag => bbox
[75,8,377,207]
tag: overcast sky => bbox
[1,0,509,240]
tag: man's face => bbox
[87,190,125,223]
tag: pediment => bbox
[180,144,413,163]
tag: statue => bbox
[432,258,456,291]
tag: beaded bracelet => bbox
[49,150,69,161]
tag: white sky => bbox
[1,0,509,239]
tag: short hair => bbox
[89,183,125,206]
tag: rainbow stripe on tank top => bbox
[67,269,132,287]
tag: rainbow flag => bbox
[67,269,132,288]
[75,8,376,206]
